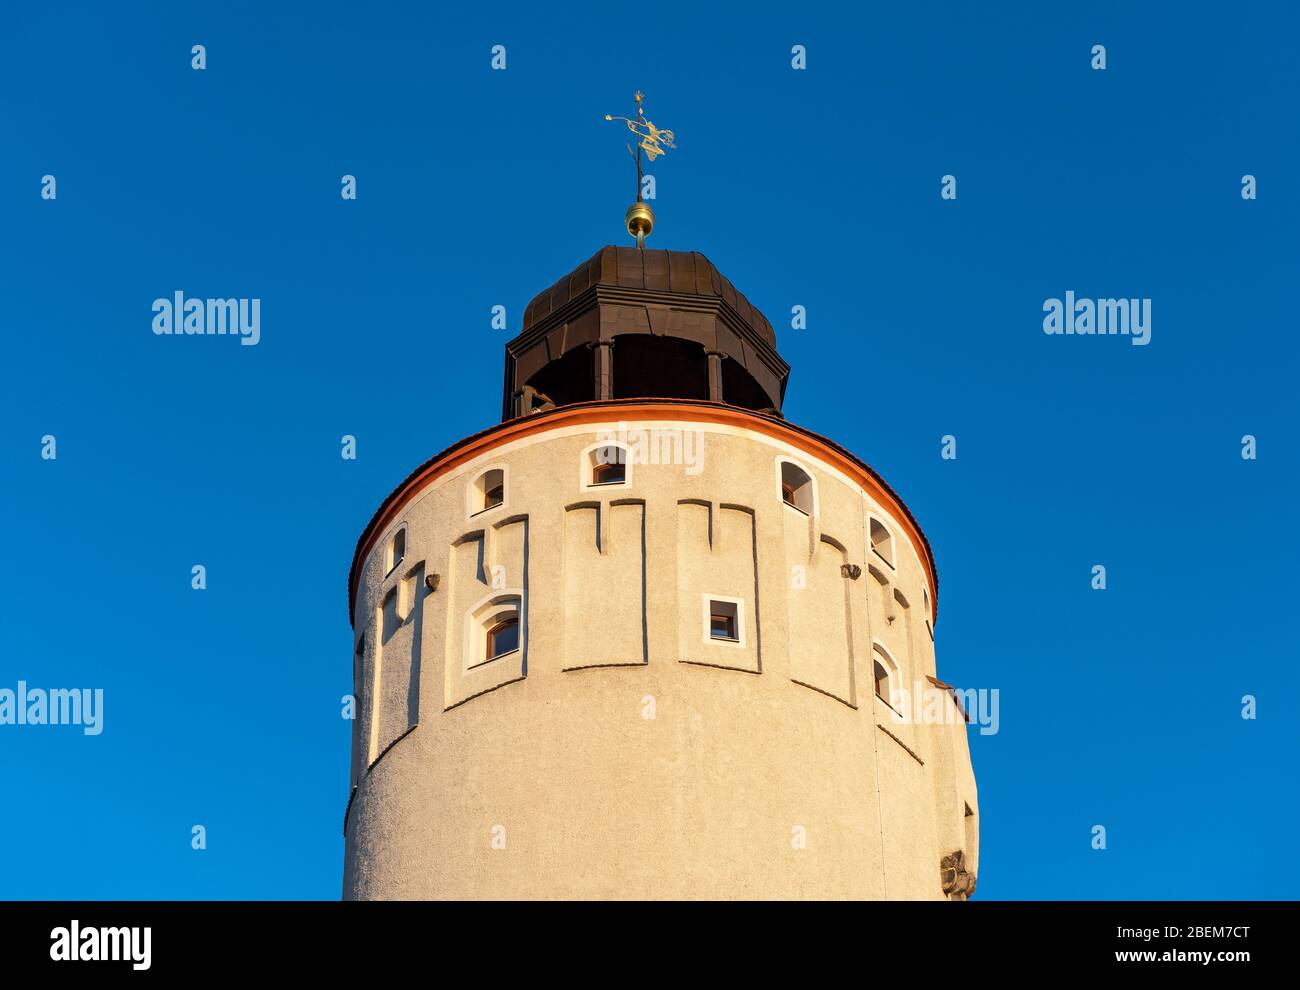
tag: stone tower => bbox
[342,244,979,900]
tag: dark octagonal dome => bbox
[504,246,789,420]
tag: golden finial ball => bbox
[625,201,655,240]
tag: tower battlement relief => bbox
[343,402,978,900]
[345,96,975,900]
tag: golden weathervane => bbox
[604,90,676,247]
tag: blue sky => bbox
[1,1,1295,899]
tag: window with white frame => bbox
[472,468,506,514]
[703,595,744,647]
[872,643,899,708]
[709,601,738,641]
[869,518,894,568]
[779,461,813,514]
[485,614,520,661]
[466,594,523,670]
[589,444,627,486]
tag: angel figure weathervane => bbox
[604,90,676,248]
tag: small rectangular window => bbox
[708,600,739,642]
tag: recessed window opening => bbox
[709,600,739,642]
[870,518,894,567]
[872,644,899,708]
[701,595,744,648]
[486,614,520,661]
[591,445,627,486]
[473,468,505,513]
[873,659,890,701]
[780,462,813,514]
[467,594,523,672]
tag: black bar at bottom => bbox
[0,900,1291,977]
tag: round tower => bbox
[341,245,979,900]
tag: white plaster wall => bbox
[342,414,978,900]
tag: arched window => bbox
[584,443,629,488]
[471,467,506,515]
[873,659,890,700]
[872,643,899,707]
[466,594,523,671]
[486,614,520,661]
[779,461,813,515]
[870,517,894,568]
